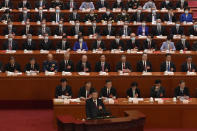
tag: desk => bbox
[0,72,197,101]
[53,98,197,128]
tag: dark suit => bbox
[174,86,189,97]
[39,40,52,50]
[96,1,108,9]
[68,13,80,21]
[1,1,13,8]
[24,63,40,72]
[21,26,34,35]
[51,13,64,22]
[181,62,196,72]
[18,13,31,22]
[146,14,160,22]
[51,1,64,9]
[126,39,140,50]
[64,2,77,9]
[43,60,58,72]
[56,41,70,50]
[0,14,12,22]
[53,27,67,36]
[110,40,125,50]
[86,98,107,119]
[189,27,197,36]
[18,1,31,9]
[137,60,152,72]
[160,61,176,72]
[88,26,100,35]
[143,40,157,50]
[151,26,166,36]
[112,2,124,9]
[126,88,141,97]
[95,61,110,72]
[35,0,48,9]
[35,13,47,22]
[116,61,132,71]
[5,62,21,72]
[22,40,36,50]
[163,13,176,22]
[78,86,95,98]
[176,40,190,50]
[175,1,188,9]
[3,27,16,35]
[59,60,74,72]
[76,61,91,72]
[131,13,144,22]
[70,26,84,36]
[150,86,165,98]
[116,14,130,22]
[160,1,173,9]
[37,27,51,36]
[126,1,140,9]
[100,86,117,98]
[119,27,132,36]
[3,40,18,50]
[84,14,98,22]
[92,40,106,50]
[171,26,184,35]
[102,27,115,36]
[101,13,114,21]
[55,85,72,98]
[0,61,3,71]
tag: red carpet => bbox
[0,109,196,131]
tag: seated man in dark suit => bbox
[0,61,3,72]
[39,33,53,50]
[170,21,184,35]
[131,8,144,22]
[146,9,160,22]
[126,82,141,98]
[3,34,18,50]
[181,56,196,72]
[96,0,108,9]
[160,0,173,9]
[35,0,48,9]
[37,19,51,36]
[160,54,176,72]
[192,41,197,51]
[150,80,165,98]
[53,19,67,36]
[100,80,117,99]
[137,53,152,72]
[51,0,64,9]
[18,0,31,9]
[92,35,106,51]
[3,20,16,35]
[19,8,31,22]
[174,80,189,98]
[35,7,47,22]
[84,10,98,22]
[112,0,124,9]
[55,78,72,98]
[70,20,84,36]
[22,34,36,50]
[21,21,34,36]
[152,19,166,36]
[163,9,176,22]
[78,81,96,100]
[24,57,40,72]
[1,0,13,9]
[65,0,77,9]
[76,55,91,72]
[68,8,80,21]
[59,53,74,72]
[110,34,125,50]
[86,91,108,119]
[51,6,64,23]
[0,9,12,22]
[5,56,21,72]
[101,8,114,22]
[56,36,70,50]
[126,0,140,9]
[116,9,130,22]
[116,55,132,73]
[189,22,197,36]
[126,33,140,50]
[43,53,58,72]
[175,0,188,9]
[102,20,115,36]
[176,35,190,51]
[143,34,157,50]
[120,21,131,36]
[95,55,110,72]
[88,20,100,36]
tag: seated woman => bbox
[126,82,141,98]
[73,36,88,51]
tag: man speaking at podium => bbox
[86,91,109,120]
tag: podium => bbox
[57,110,146,131]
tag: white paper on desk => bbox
[78,72,90,76]
[70,98,81,103]
[112,8,121,12]
[54,35,62,39]
[49,8,55,12]
[106,36,115,39]
[54,99,64,103]
[138,36,147,39]
[156,36,167,39]
[142,72,152,76]
[99,72,108,76]
[76,50,86,54]
[164,71,174,75]
[98,8,106,12]
[40,50,49,54]
[45,71,55,76]
[85,21,92,25]
[187,71,196,76]
[62,71,72,76]
[24,50,33,54]
[6,50,16,54]
[119,73,129,76]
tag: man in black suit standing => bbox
[143,34,157,50]
[110,34,125,50]
[126,82,141,98]
[102,21,115,36]
[56,36,70,50]
[150,80,165,98]
[55,78,72,98]
[95,55,110,72]
[59,53,74,72]
[88,20,100,36]
[163,9,176,22]
[189,22,197,36]
[92,35,106,51]
[76,55,91,72]
[39,33,53,50]
[100,80,117,99]
[176,35,190,51]
[53,19,67,36]
[170,21,184,35]
[3,34,18,50]
[68,8,80,21]
[160,54,176,72]
[152,19,166,36]
[181,56,196,72]
[18,0,31,9]
[78,81,95,100]
[126,33,140,50]
[96,0,108,9]
[5,56,21,72]
[137,53,152,72]
[131,8,144,22]
[22,34,36,50]
[116,55,132,73]
[24,57,40,72]
[174,80,190,98]
[86,91,108,119]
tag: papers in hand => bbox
[62,71,72,76]
[6,71,22,76]
[45,71,55,76]
[78,72,90,76]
